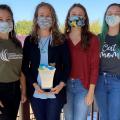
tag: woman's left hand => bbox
[21,94,27,103]
[51,82,65,94]
[85,91,94,106]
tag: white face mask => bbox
[37,16,52,29]
[0,21,13,33]
[105,15,120,27]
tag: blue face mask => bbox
[68,16,85,28]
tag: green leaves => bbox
[15,20,32,35]
[15,20,101,35]
[90,20,101,35]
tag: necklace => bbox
[39,36,50,53]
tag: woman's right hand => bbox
[33,83,44,94]
[0,101,4,108]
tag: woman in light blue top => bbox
[22,2,70,120]
[33,35,56,99]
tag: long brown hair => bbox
[65,3,92,49]
[30,2,63,45]
[0,4,22,48]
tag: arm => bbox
[20,72,27,103]
[22,36,38,87]
[85,36,100,105]
[85,84,95,106]
[89,36,100,85]
[33,83,44,94]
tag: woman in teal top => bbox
[0,4,26,120]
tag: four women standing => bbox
[0,2,119,120]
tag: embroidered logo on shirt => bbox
[0,49,23,62]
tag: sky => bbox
[0,0,119,25]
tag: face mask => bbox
[105,15,120,27]
[68,16,85,28]
[37,16,52,29]
[0,21,13,33]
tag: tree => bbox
[90,20,101,35]
[15,20,102,35]
[15,20,32,35]
[59,24,65,33]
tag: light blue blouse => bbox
[33,35,56,99]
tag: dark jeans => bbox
[0,81,21,120]
[30,97,64,120]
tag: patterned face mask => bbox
[0,21,13,33]
[37,16,52,29]
[68,16,85,28]
[105,15,120,27]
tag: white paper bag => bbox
[38,66,56,89]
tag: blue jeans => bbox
[95,74,120,120]
[64,79,88,120]
[30,97,63,120]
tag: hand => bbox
[0,101,4,108]
[34,84,44,94]
[21,94,27,103]
[85,91,94,106]
[51,82,65,94]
